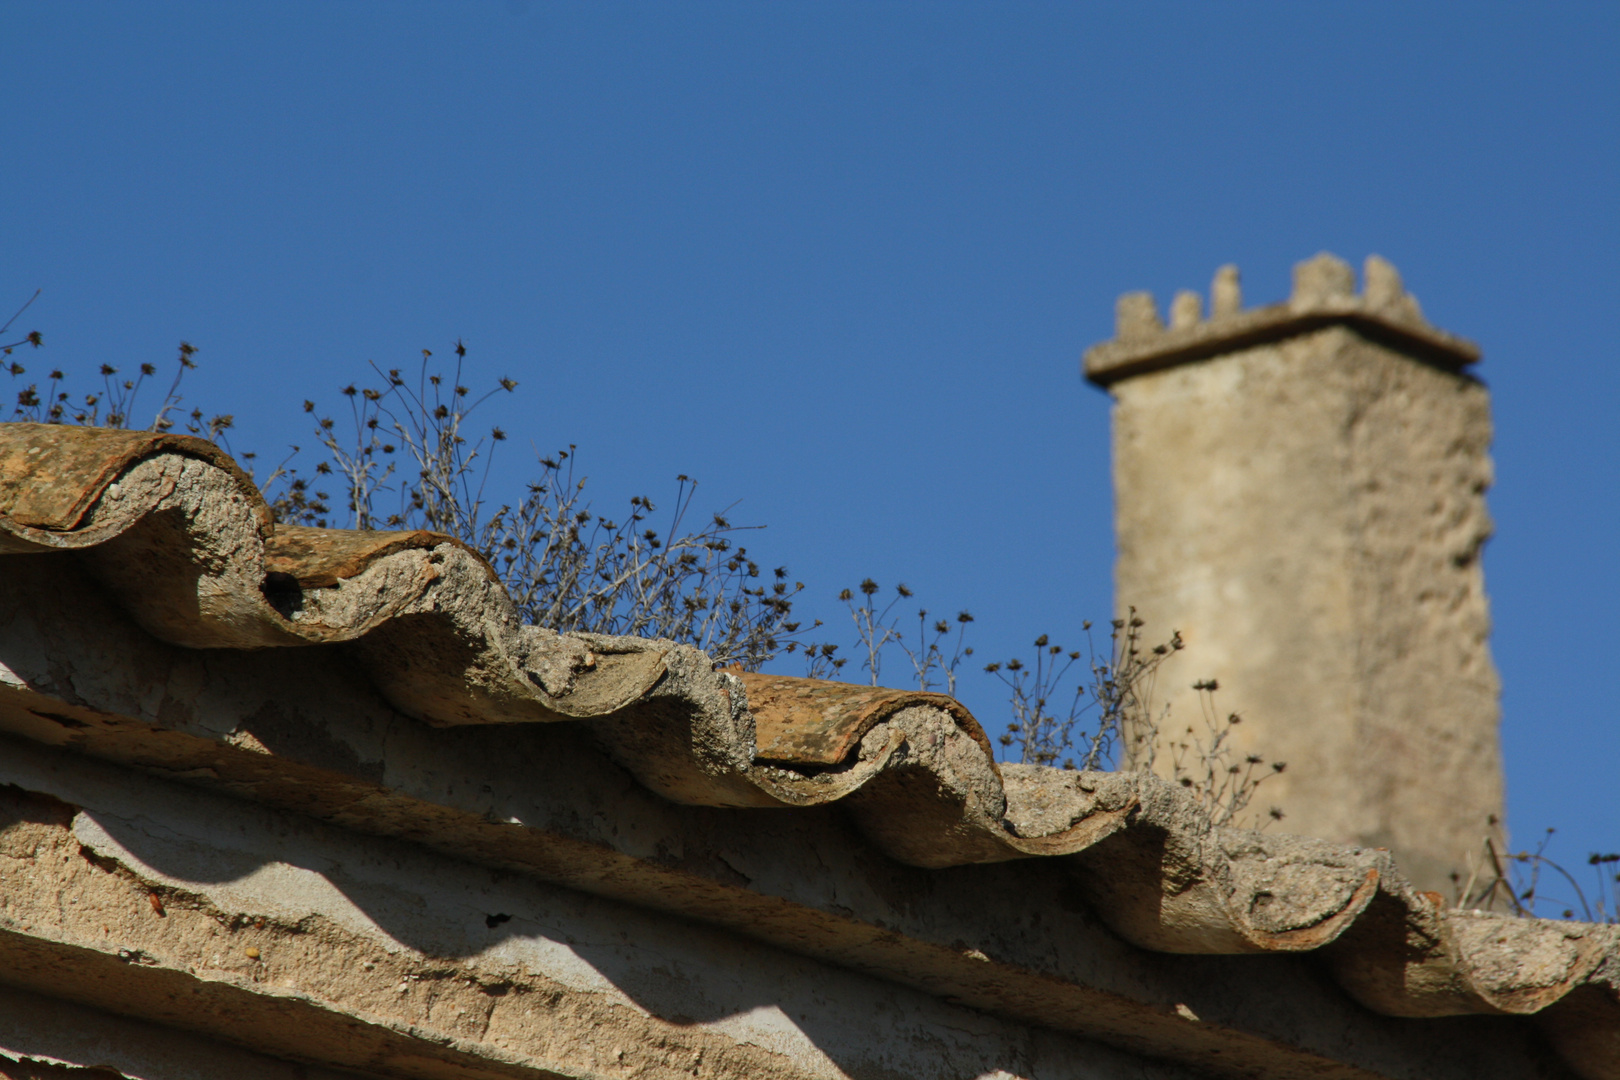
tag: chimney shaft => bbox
[1082,254,1503,891]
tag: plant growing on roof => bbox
[839,598,1288,827]
[1158,679,1287,828]
[271,344,808,670]
[803,579,975,693]
[4,329,807,671]
[1,291,44,357]
[1452,824,1619,924]
[5,319,233,446]
[987,612,1284,827]
[987,609,1184,774]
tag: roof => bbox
[1,421,1615,1080]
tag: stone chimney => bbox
[1083,253,1503,892]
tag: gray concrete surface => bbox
[0,737,1195,1080]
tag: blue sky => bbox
[6,3,1617,895]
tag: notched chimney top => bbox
[1084,253,1479,387]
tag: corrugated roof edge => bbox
[2,421,1615,1079]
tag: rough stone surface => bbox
[1169,291,1203,330]
[1291,252,1357,306]
[1211,265,1242,318]
[1115,292,1163,341]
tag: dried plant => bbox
[805,579,974,692]
[482,452,805,666]
[6,332,805,670]
[1452,822,1619,924]
[979,610,1284,827]
[800,639,848,681]
[265,344,806,669]
[899,604,976,696]
[1085,610,1184,774]
[5,331,235,446]
[1,290,44,356]
[988,610,1180,772]
[839,578,908,684]
[820,592,1286,823]
[1159,679,1286,828]
[986,633,1088,769]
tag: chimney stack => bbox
[1083,254,1503,891]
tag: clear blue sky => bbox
[7,3,1617,893]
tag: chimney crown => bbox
[1083,253,1477,386]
